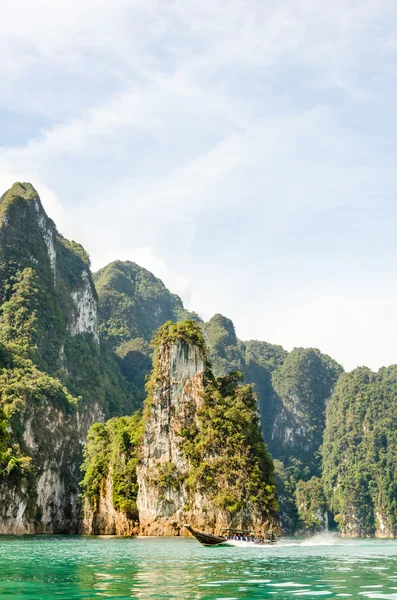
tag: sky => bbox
[2,0,397,371]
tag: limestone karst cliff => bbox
[322,366,397,538]
[81,414,142,535]
[2,182,395,539]
[82,321,278,536]
[0,183,138,533]
[93,274,344,534]
[137,327,210,535]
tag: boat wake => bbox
[280,532,341,547]
[228,531,340,548]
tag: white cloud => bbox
[233,279,397,372]
[2,0,397,370]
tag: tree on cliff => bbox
[82,320,278,532]
[322,366,397,537]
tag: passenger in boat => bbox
[266,530,276,542]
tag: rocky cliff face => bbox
[94,266,345,535]
[322,366,397,538]
[0,183,132,533]
[83,473,138,536]
[137,341,206,535]
[135,321,278,536]
[0,399,104,534]
[81,322,278,536]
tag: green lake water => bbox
[1,533,397,599]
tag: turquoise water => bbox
[1,533,397,599]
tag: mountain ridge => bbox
[0,181,390,538]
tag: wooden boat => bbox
[184,524,229,546]
[184,524,277,547]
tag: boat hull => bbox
[184,524,229,546]
[184,524,278,547]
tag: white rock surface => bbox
[70,269,99,343]
[34,199,56,278]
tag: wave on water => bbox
[299,531,341,546]
[227,531,340,548]
[281,531,341,547]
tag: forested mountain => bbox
[94,265,341,473]
[93,261,200,390]
[94,260,201,351]
[0,183,139,532]
[94,262,343,533]
[82,321,278,535]
[322,366,397,537]
[1,182,396,538]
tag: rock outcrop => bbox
[80,413,142,535]
[136,321,278,536]
[83,473,138,536]
[81,321,278,536]
[137,341,206,535]
[322,366,397,538]
[0,183,135,533]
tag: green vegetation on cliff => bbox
[94,264,344,533]
[0,183,143,531]
[94,261,200,351]
[0,405,31,478]
[151,321,278,518]
[182,371,278,515]
[152,319,207,354]
[271,347,343,473]
[82,320,278,526]
[0,264,79,481]
[81,411,143,517]
[322,366,397,537]
[295,476,327,532]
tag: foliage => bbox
[272,348,343,415]
[273,459,311,533]
[156,462,181,490]
[0,404,31,478]
[94,261,185,350]
[152,320,207,354]
[0,353,78,419]
[0,266,79,419]
[322,366,397,536]
[0,268,40,357]
[271,347,343,473]
[244,340,287,374]
[202,314,238,354]
[81,412,143,515]
[116,338,153,394]
[295,476,327,531]
[181,370,278,516]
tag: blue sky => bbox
[2,0,397,371]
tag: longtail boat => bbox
[184,524,277,547]
[184,524,229,546]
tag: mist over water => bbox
[1,536,397,599]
